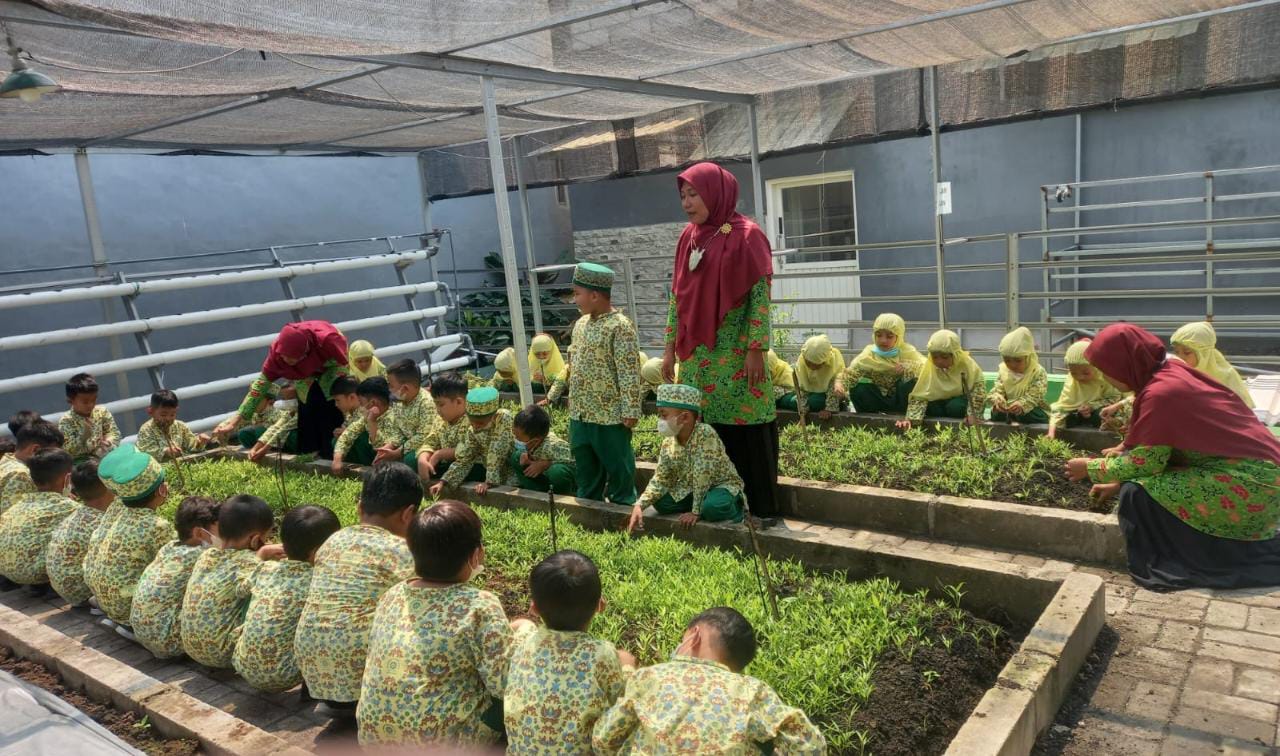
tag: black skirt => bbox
[1117,482,1280,592]
[296,381,345,460]
[712,421,780,518]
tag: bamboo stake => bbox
[547,487,558,553]
[743,499,780,620]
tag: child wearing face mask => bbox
[506,404,576,495]
[626,384,746,534]
[180,495,276,669]
[46,461,116,607]
[373,359,435,466]
[839,313,925,415]
[430,387,515,499]
[0,448,77,590]
[129,496,222,658]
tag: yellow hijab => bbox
[794,335,844,392]
[767,350,793,390]
[910,330,984,402]
[1171,321,1254,407]
[640,357,669,388]
[347,340,386,382]
[996,327,1042,400]
[848,313,925,376]
[1052,339,1122,413]
[529,333,566,384]
[494,347,517,380]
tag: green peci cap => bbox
[656,383,703,412]
[466,386,501,417]
[98,443,166,503]
[573,262,615,293]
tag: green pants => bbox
[570,420,637,505]
[652,488,745,523]
[1059,410,1102,429]
[495,380,546,394]
[991,407,1050,424]
[776,391,828,413]
[343,431,375,466]
[851,379,915,414]
[436,460,487,483]
[507,449,576,494]
[925,396,969,419]
[238,426,299,454]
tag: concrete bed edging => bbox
[0,603,309,756]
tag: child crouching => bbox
[131,496,221,658]
[1049,339,1124,439]
[46,461,116,607]
[507,404,576,495]
[989,327,1050,425]
[898,330,986,431]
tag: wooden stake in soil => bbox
[547,487,558,554]
[792,367,808,430]
[743,501,780,621]
[274,450,290,509]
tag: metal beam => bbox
[747,102,764,221]
[441,0,669,54]
[513,134,544,333]
[1043,0,1280,48]
[927,66,947,329]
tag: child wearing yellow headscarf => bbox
[640,356,676,402]
[1171,321,1254,408]
[899,330,986,430]
[1048,339,1125,438]
[780,335,846,418]
[839,313,925,415]
[766,350,794,403]
[347,340,386,382]
[491,347,518,392]
[988,327,1050,425]
[529,333,566,393]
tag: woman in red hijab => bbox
[660,162,779,521]
[215,320,350,459]
[1063,323,1280,591]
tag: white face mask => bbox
[470,562,485,580]
[657,418,679,437]
[275,398,298,411]
[195,527,222,549]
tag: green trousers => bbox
[776,391,828,413]
[238,427,299,454]
[652,488,745,523]
[507,449,577,494]
[1059,410,1102,429]
[925,396,969,419]
[570,420,637,505]
[991,407,1050,424]
[436,460,487,483]
[851,378,916,414]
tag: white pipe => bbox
[421,355,474,375]
[376,334,464,359]
[0,282,442,352]
[0,306,448,394]
[0,249,431,312]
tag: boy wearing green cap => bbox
[429,386,514,497]
[564,262,642,506]
[626,384,745,534]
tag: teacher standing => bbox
[216,320,350,460]
[662,162,779,520]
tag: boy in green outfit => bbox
[507,404,576,495]
[626,383,746,534]
[0,448,77,588]
[429,386,513,498]
[415,372,474,481]
[130,496,221,659]
[58,373,120,464]
[564,262,641,505]
[2,420,63,520]
[374,359,435,466]
[332,377,391,471]
[46,461,115,607]
[135,390,211,462]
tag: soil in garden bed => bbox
[0,647,201,756]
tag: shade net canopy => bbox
[0,0,1276,193]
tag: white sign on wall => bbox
[936,181,953,215]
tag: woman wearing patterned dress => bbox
[661,162,779,519]
[1064,324,1280,591]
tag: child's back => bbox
[47,461,114,606]
[0,449,78,584]
[180,547,260,667]
[132,541,206,657]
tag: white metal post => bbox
[926,67,947,329]
[514,135,544,333]
[482,76,534,406]
[747,102,765,221]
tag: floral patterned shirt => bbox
[46,504,104,606]
[136,419,204,461]
[235,364,346,421]
[504,431,575,487]
[378,390,435,454]
[0,491,78,584]
[564,310,642,425]
[83,501,124,575]
[988,365,1050,415]
[295,524,414,702]
[130,541,204,659]
[233,559,313,693]
[58,406,121,462]
[505,625,627,755]
[843,356,924,399]
[592,656,825,755]
[414,412,470,459]
[180,548,261,669]
[84,506,175,624]
[258,407,298,449]
[638,423,744,515]
[1089,445,1280,540]
[334,407,370,457]
[0,471,35,520]
[443,410,515,487]
[357,582,513,747]
[668,279,775,426]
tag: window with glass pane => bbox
[777,178,857,263]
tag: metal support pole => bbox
[1039,191,1051,323]
[1005,233,1020,329]
[417,151,446,324]
[1072,113,1082,320]
[513,135,544,333]
[394,260,434,366]
[1205,173,1215,320]
[482,76,535,406]
[622,257,638,324]
[74,149,134,431]
[116,273,163,391]
[747,101,765,221]
[270,247,304,322]
[926,66,947,328]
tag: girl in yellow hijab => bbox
[639,356,675,401]
[492,347,518,391]
[766,350,794,403]
[899,330,986,430]
[529,333,566,393]
[347,340,386,382]
[1171,321,1254,408]
[1048,339,1125,438]
[839,313,925,415]
[782,335,846,418]
[988,326,1050,425]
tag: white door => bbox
[766,171,861,351]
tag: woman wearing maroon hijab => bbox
[215,320,350,459]
[1063,323,1280,591]
[660,162,779,520]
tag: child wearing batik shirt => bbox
[374,359,435,467]
[131,497,221,659]
[46,461,115,607]
[429,387,514,498]
[333,377,391,472]
[507,405,576,495]
[358,501,531,746]
[898,330,987,431]
[245,383,305,462]
[415,372,472,481]
[234,504,340,693]
[0,410,40,480]
[491,348,519,392]
[135,390,210,462]
[506,551,635,755]
[83,444,174,628]
[180,495,274,668]
[839,313,926,415]
[2,420,64,520]
[1048,339,1125,439]
[0,449,76,586]
[296,463,419,713]
[784,335,847,419]
[593,607,825,755]
[988,327,1050,425]
[58,373,120,463]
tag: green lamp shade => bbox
[1,68,59,102]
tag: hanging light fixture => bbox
[1,24,59,102]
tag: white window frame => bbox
[764,170,859,264]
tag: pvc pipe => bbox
[0,249,431,312]
[0,282,441,351]
[376,334,464,359]
[421,355,473,375]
